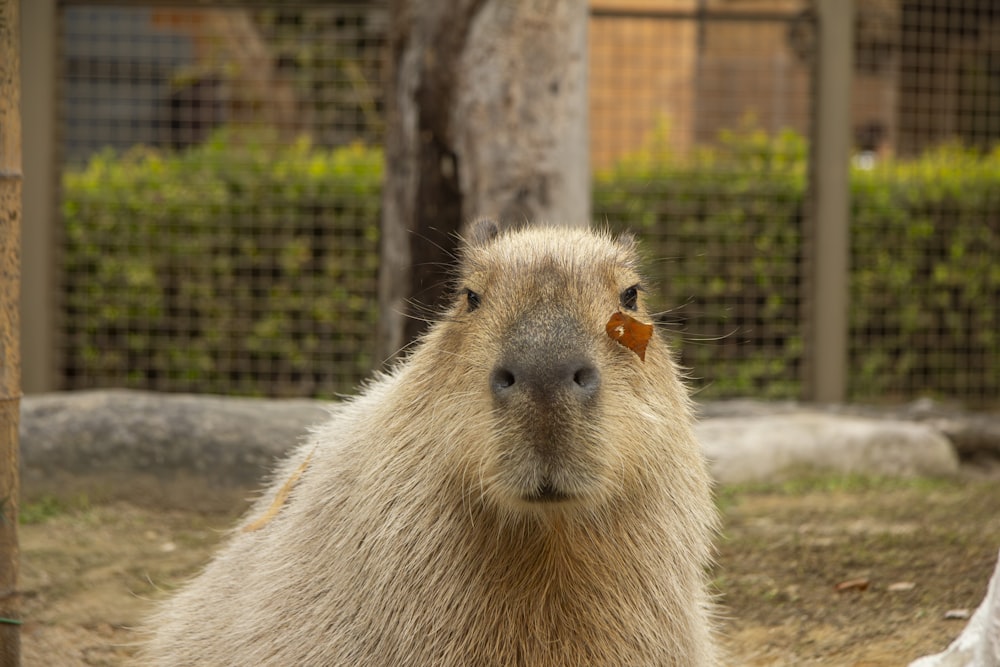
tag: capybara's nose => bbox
[490,356,601,403]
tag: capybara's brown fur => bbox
[144,223,720,666]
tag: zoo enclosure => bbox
[20,0,1000,407]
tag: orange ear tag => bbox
[606,311,653,361]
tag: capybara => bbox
[145,222,719,666]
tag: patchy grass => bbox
[715,473,1000,665]
[719,470,955,498]
[19,495,90,525]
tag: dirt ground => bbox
[16,467,1000,667]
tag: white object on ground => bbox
[909,548,1000,667]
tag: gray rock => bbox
[699,399,1000,466]
[917,415,1000,462]
[20,389,330,490]
[696,412,960,484]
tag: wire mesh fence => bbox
[590,0,1000,407]
[847,0,1000,405]
[57,3,386,397]
[591,2,814,400]
[47,1,1000,406]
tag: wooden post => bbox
[0,0,22,661]
[19,0,56,394]
[807,0,853,403]
[378,0,590,364]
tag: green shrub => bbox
[849,143,1000,403]
[62,129,383,397]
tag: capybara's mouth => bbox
[522,479,572,503]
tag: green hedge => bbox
[62,130,382,396]
[849,144,1000,403]
[63,128,1000,404]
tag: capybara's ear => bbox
[464,217,501,248]
[614,231,638,254]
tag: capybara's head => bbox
[426,221,689,518]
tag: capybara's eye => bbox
[464,288,481,312]
[620,285,640,311]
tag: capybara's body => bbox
[145,224,719,666]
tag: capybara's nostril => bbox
[490,366,517,395]
[572,363,601,398]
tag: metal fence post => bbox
[807,0,853,403]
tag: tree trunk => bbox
[0,0,22,662]
[378,0,589,364]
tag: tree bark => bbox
[378,0,589,364]
[0,0,22,662]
